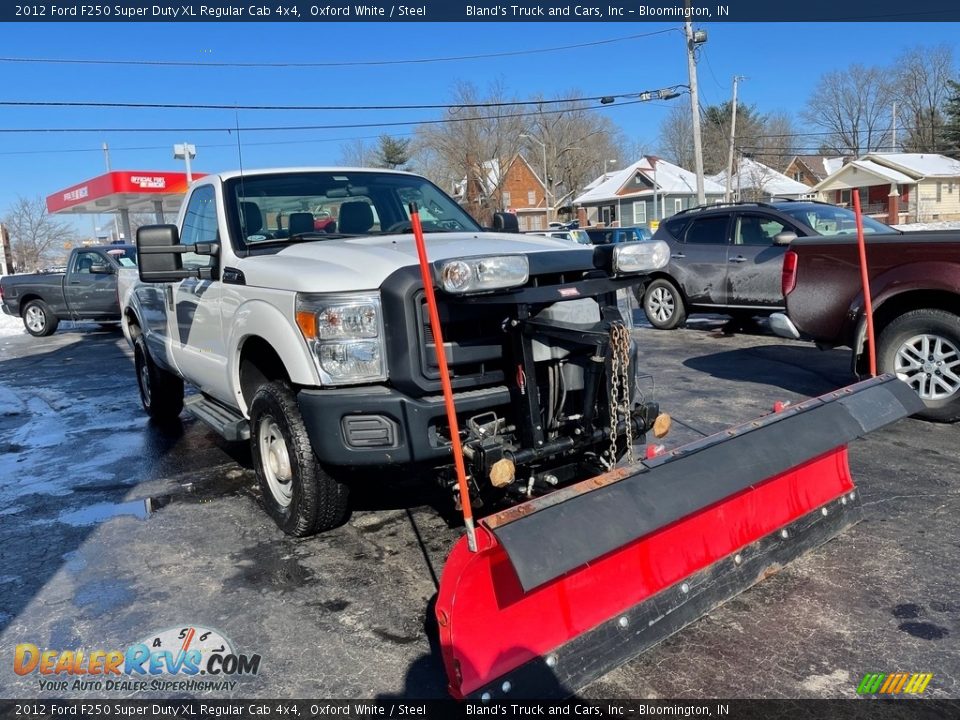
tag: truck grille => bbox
[415,292,506,384]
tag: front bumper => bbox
[769,311,801,340]
[297,384,511,467]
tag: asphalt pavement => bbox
[0,315,957,699]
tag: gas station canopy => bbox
[46,170,205,217]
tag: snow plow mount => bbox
[437,374,924,699]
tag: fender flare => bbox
[226,299,320,415]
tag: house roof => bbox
[865,153,960,178]
[574,156,724,205]
[812,159,915,192]
[711,157,812,197]
[789,155,848,181]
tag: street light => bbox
[173,142,197,182]
[520,133,551,224]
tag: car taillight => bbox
[782,250,798,296]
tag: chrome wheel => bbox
[24,305,45,333]
[895,333,960,401]
[258,416,293,507]
[647,286,675,324]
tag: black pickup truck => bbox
[0,245,137,336]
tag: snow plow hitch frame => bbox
[436,374,923,699]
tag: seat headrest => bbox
[338,201,374,234]
[288,212,315,236]
[240,201,263,235]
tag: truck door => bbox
[64,250,119,319]
[167,185,231,403]
[726,213,793,308]
[673,214,731,305]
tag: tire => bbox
[250,381,349,536]
[643,278,687,330]
[877,309,960,423]
[133,334,184,422]
[21,300,59,337]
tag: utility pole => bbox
[684,2,706,206]
[725,76,744,203]
[103,142,120,244]
[892,101,898,151]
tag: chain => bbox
[607,322,635,466]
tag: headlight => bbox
[439,255,529,294]
[295,293,387,385]
[612,241,670,274]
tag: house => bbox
[452,154,550,231]
[710,157,814,201]
[813,153,960,223]
[573,156,725,228]
[783,155,849,188]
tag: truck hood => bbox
[236,232,589,292]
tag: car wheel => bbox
[133,334,184,421]
[21,300,59,337]
[643,279,687,330]
[250,381,349,536]
[877,309,960,422]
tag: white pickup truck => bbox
[120,167,670,536]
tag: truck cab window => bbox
[180,185,218,268]
[72,252,101,274]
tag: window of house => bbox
[527,191,536,206]
[937,183,942,202]
[502,191,511,207]
[793,172,803,182]
[632,201,646,225]
[674,199,683,215]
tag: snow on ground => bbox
[0,310,24,338]
[894,220,960,232]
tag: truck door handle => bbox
[729,256,747,263]
[671,253,686,259]
[69,281,81,285]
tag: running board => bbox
[184,395,250,441]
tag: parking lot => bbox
[0,315,957,699]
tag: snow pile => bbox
[0,310,24,338]
[894,220,960,232]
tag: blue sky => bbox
[1,20,958,233]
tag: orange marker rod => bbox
[852,189,878,376]
[408,203,478,552]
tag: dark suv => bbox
[639,200,896,329]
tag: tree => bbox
[895,45,954,153]
[2,196,77,272]
[337,138,371,167]
[373,135,411,170]
[657,105,694,170]
[801,65,893,155]
[941,79,960,158]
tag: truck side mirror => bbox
[773,231,797,246]
[89,263,113,274]
[491,212,520,233]
[137,225,214,282]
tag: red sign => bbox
[46,171,205,213]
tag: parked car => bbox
[528,229,592,245]
[0,245,137,337]
[585,227,652,245]
[772,232,960,421]
[639,200,899,329]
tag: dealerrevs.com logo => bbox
[14,626,261,693]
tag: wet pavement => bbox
[0,316,957,699]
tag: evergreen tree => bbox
[941,79,960,158]
[374,135,411,170]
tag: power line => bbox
[0,30,677,69]
[0,96,664,134]
[0,88,685,113]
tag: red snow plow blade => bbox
[436,375,923,699]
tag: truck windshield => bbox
[780,205,899,236]
[225,171,482,247]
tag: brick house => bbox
[783,155,849,188]
[453,154,549,230]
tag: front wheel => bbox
[877,309,960,422]
[22,300,59,337]
[250,381,349,536]
[643,279,687,330]
[133,334,184,421]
